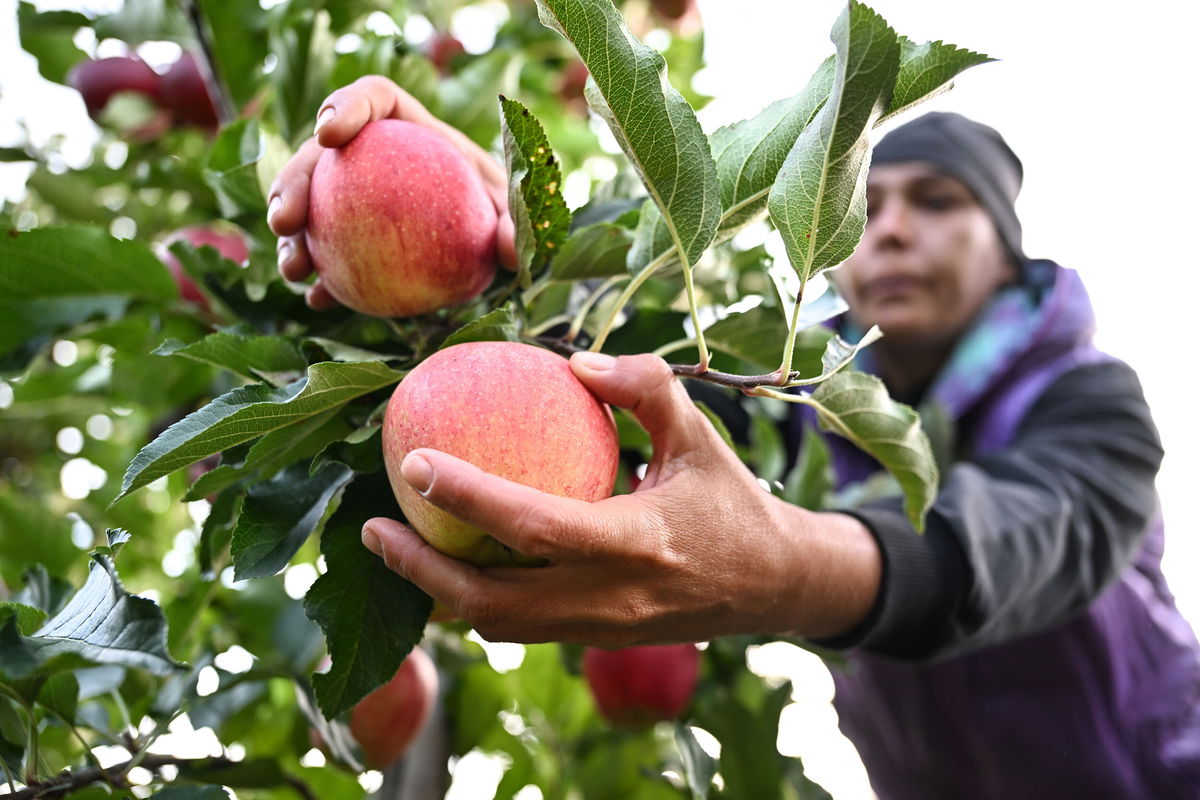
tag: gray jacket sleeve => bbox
[817,360,1164,661]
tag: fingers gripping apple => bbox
[382,341,620,566]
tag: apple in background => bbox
[649,0,702,34]
[558,59,590,116]
[583,644,701,728]
[382,341,619,566]
[426,32,466,74]
[305,119,498,317]
[349,647,439,770]
[160,52,220,131]
[68,56,163,118]
[157,225,249,308]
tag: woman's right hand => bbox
[266,75,518,310]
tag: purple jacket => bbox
[809,262,1200,798]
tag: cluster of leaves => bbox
[1,0,985,796]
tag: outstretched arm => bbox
[361,351,883,647]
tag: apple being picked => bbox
[349,646,439,770]
[305,119,498,318]
[157,225,249,308]
[382,341,619,566]
[583,643,701,729]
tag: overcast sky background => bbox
[2,2,1198,798]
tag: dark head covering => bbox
[872,111,1026,267]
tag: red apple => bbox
[382,341,619,566]
[349,647,439,770]
[161,52,220,131]
[68,56,163,118]
[157,225,249,308]
[583,644,701,728]
[426,32,466,74]
[558,59,590,116]
[305,119,498,317]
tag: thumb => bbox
[569,352,709,454]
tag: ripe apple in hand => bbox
[349,646,439,770]
[305,119,498,317]
[382,341,619,566]
[583,643,701,728]
[157,225,249,308]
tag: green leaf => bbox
[155,331,307,385]
[148,785,232,800]
[175,757,293,791]
[16,4,89,85]
[304,474,432,719]
[783,427,833,511]
[0,697,24,775]
[437,48,515,146]
[204,119,268,219]
[12,564,74,617]
[231,462,354,580]
[195,0,270,107]
[767,2,901,290]
[697,684,791,800]
[549,221,634,281]
[808,371,938,530]
[0,602,47,636]
[25,550,183,677]
[0,617,40,679]
[883,37,994,122]
[117,360,403,501]
[37,670,79,724]
[499,95,572,286]
[311,424,385,476]
[0,225,177,372]
[440,305,521,349]
[694,401,735,450]
[675,723,717,800]
[789,325,882,386]
[269,8,336,145]
[703,305,834,376]
[629,56,836,273]
[537,0,720,268]
[91,0,189,43]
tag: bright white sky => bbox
[2,2,1198,798]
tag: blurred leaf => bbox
[500,95,571,286]
[703,305,834,376]
[196,0,270,106]
[698,684,791,800]
[784,427,833,510]
[694,401,734,450]
[749,413,785,484]
[16,3,89,84]
[438,48,516,146]
[808,371,938,530]
[550,221,634,281]
[148,785,231,799]
[12,565,74,618]
[269,8,336,145]
[204,119,268,220]
[0,493,77,588]
[883,37,993,122]
[92,0,188,42]
[0,602,47,636]
[767,3,900,291]
[0,147,32,162]
[304,473,432,719]
[118,360,402,501]
[538,0,720,267]
[155,331,307,385]
[440,304,521,349]
[0,225,176,372]
[0,697,24,775]
[231,461,353,580]
[36,670,79,724]
[676,723,718,800]
[175,757,293,791]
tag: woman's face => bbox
[833,163,1018,350]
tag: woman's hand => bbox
[266,75,518,309]
[361,352,883,647]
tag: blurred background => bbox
[2,1,1196,798]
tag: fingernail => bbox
[314,106,336,135]
[572,351,616,372]
[401,453,434,495]
[361,527,383,556]
[276,240,292,268]
[267,195,282,224]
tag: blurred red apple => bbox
[382,341,619,566]
[349,647,438,770]
[558,59,590,116]
[68,56,163,118]
[157,225,249,308]
[305,119,498,317]
[583,643,701,728]
[161,52,220,130]
[426,32,466,74]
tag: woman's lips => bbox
[863,274,926,300]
